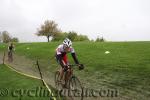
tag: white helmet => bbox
[63,38,72,47]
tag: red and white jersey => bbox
[56,44,75,55]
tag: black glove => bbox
[78,64,84,70]
[63,65,68,72]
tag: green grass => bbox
[0,64,50,100]
[1,41,150,99]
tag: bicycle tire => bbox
[69,76,83,100]
[55,71,62,90]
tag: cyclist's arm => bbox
[70,47,79,64]
[71,53,79,64]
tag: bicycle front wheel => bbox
[69,76,83,100]
[55,71,62,90]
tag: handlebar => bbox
[67,64,79,67]
[68,64,84,67]
[64,64,84,71]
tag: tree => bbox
[75,34,89,41]
[0,31,19,43]
[51,31,90,42]
[67,31,78,41]
[11,37,19,42]
[51,32,67,41]
[2,31,11,43]
[95,37,105,42]
[36,20,61,42]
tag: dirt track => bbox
[0,52,130,100]
[0,52,3,64]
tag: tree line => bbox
[0,20,105,43]
[0,31,19,43]
[36,20,105,42]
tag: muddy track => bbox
[0,53,146,100]
[0,52,4,64]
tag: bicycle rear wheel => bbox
[69,76,83,100]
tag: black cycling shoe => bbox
[79,64,84,70]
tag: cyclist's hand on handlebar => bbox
[78,64,84,70]
[63,65,69,72]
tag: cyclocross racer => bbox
[55,38,83,87]
[8,42,14,62]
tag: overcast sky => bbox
[0,0,150,42]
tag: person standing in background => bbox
[8,42,15,62]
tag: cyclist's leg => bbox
[65,68,71,85]
[62,54,69,86]
[63,54,73,77]
[10,51,13,62]
[60,67,64,81]
[68,68,73,79]
[8,50,13,62]
[63,55,72,86]
[8,51,11,61]
[63,54,68,64]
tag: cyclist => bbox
[55,38,84,87]
[8,42,15,62]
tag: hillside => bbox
[0,41,150,100]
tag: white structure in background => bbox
[105,51,110,54]
[26,47,30,50]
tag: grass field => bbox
[0,64,50,100]
[0,41,150,100]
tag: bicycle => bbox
[8,50,13,62]
[55,64,84,100]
